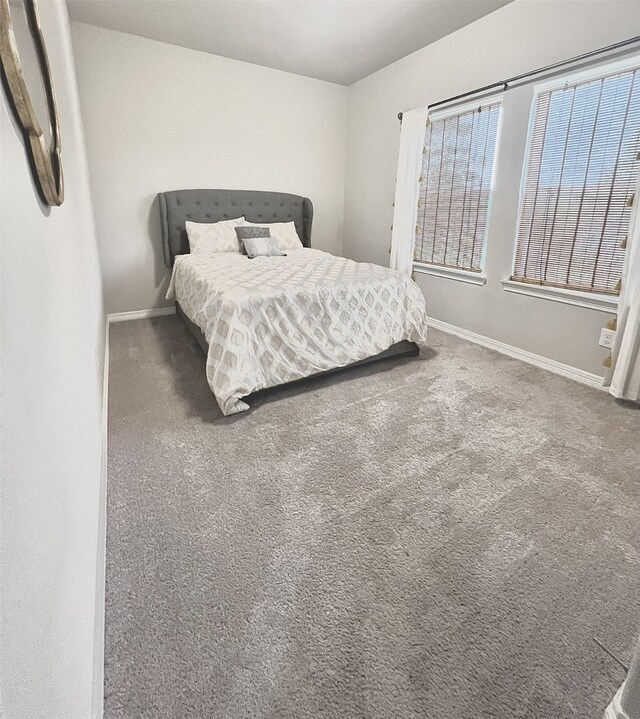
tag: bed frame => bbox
[158,189,419,388]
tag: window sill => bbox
[413,263,487,286]
[501,279,618,313]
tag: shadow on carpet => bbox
[106,316,640,719]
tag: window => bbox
[512,61,640,295]
[414,100,502,273]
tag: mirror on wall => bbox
[0,0,64,205]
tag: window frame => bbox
[506,53,640,309]
[413,94,504,284]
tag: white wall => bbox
[0,1,106,718]
[344,0,640,377]
[70,22,348,314]
[614,635,640,718]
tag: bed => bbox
[159,189,428,414]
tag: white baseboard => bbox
[428,316,605,391]
[91,320,110,719]
[93,303,175,714]
[107,305,175,323]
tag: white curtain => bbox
[605,165,640,401]
[605,635,640,719]
[390,106,428,276]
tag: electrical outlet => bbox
[599,328,616,349]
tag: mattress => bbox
[167,248,428,415]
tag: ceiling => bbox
[67,0,513,86]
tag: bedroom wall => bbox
[344,0,640,377]
[0,1,106,718]
[70,22,348,315]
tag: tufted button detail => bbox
[163,192,313,262]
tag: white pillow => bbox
[185,217,245,254]
[243,220,303,251]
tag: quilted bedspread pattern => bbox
[167,249,428,414]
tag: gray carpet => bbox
[107,315,640,719]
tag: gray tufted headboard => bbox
[158,189,313,267]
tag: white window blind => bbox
[415,101,501,272]
[513,64,640,295]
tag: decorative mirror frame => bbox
[0,0,63,205]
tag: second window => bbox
[414,100,502,273]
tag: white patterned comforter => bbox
[167,249,428,415]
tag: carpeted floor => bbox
[106,315,640,719]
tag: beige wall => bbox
[71,22,348,314]
[344,0,640,377]
[0,1,106,718]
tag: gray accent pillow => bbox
[235,226,271,240]
[242,236,286,259]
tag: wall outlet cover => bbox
[599,328,616,349]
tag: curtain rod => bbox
[397,34,640,122]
